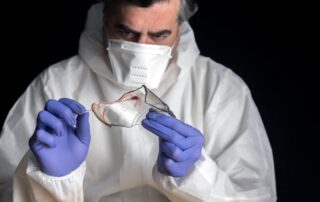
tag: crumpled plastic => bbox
[91,85,175,127]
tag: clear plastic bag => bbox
[91,85,175,127]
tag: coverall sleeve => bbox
[0,72,49,201]
[152,70,277,201]
[14,151,86,202]
[0,69,86,202]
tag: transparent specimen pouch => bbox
[91,85,175,127]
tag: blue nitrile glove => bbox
[29,98,90,177]
[142,109,205,177]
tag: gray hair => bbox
[102,0,198,23]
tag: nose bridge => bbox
[137,33,153,44]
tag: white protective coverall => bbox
[0,3,277,202]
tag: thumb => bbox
[76,112,90,146]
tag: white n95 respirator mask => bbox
[107,39,173,89]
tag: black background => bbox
[1,0,318,201]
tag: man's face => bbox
[105,0,180,46]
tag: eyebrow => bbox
[115,24,171,36]
[149,30,172,37]
[115,24,140,35]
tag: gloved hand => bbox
[142,109,205,177]
[29,98,90,177]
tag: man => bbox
[0,0,277,201]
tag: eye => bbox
[117,29,136,39]
[154,34,167,40]
[151,33,170,42]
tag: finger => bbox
[75,112,91,146]
[29,129,56,151]
[143,118,202,150]
[147,110,199,137]
[160,140,203,162]
[37,110,64,136]
[142,119,187,149]
[59,98,87,115]
[45,99,76,126]
[160,141,188,162]
[143,119,199,150]
[166,159,195,177]
[158,153,194,177]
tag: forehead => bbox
[108,0,180,28]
